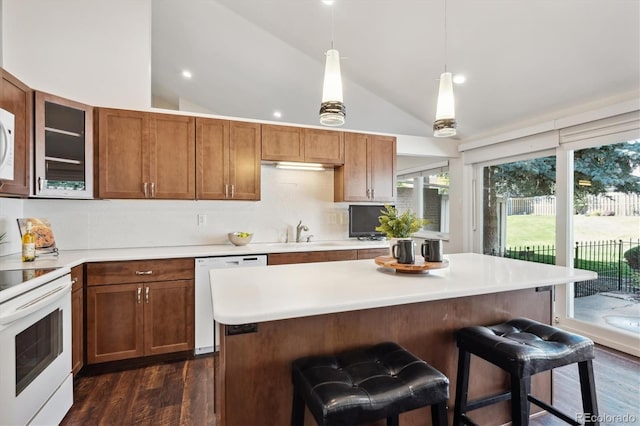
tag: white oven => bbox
[0,107,15,181]
[0,271,73,426]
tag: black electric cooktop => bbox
[0,268,60,293]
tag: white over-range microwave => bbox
[0,107,15,181]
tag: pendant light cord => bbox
[444,0,448,72]
[330,5,335,49]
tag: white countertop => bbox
[210,253,598,324]
[0,240,387,303]
[0,239,389,271]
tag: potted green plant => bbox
[375,204,427,254]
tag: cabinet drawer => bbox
[87,258,194,286]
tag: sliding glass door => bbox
[564,140,640,351]
[481,155,556,258]
[472,121,639,356]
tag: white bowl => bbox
[228,232,253,246]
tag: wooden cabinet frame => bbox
[96,108,195,199]
[261,124,344,165]
[0,67,32,196]
[34,91,94,198]
[86,258,195,364]
[334,132,396,202]
[196,118,261,200]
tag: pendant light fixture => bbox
[319,2,345,126]
[433,0,456,137]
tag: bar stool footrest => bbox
[459,414,479,426]
[528,395,581,426]
[465,391,511,412]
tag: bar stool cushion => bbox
[292,342,449,425]
[456,317,595,377]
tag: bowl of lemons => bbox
[228,231,253,246]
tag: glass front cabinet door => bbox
[34,91,93,198]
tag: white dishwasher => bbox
[195,255,267,354]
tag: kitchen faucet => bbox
[296,220,309,243]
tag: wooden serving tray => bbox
[374,255,449,274]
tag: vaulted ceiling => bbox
[151,0,640,141]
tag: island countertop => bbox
[210,252,597,324]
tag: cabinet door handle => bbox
[143,182,148,198]
[225,184,229,198]
[145,287,150,303]
[371,188,375,199]
[135,270,153,275]
[37,177,44,192]
[71,277,78,284]
[151,182,155,198]
[137,287,142,304]
[366,189,371,199]
[230,184,235,198]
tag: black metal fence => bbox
[573,239,640,297]
[493,239,640,297]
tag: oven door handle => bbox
[0,280,72,325]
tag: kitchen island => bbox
[210,253,597,425]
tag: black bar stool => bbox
[453,317,599,426]
[291,341,450,426]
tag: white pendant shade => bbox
[319,48,345,126]
[433,71,456,137]
[322,49,343,103]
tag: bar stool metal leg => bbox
[510,375,531,426]
[432,401,449,426]
[578,360,600,426]
[453,349,471,426]
[291,388,305,426]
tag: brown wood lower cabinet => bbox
[268,248,388,265]
[268,250,357,265]
[356,248,389,259]
[70,265,84,376]
[86,259,194,364]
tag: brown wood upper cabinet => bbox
[334,132,396,202]
[196,117,261,200]
[261,124,344,165]
[86,258,195,364]
[34,91,93,198]
[0,67,32,197]
[96,108,195,199]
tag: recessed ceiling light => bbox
[453,74,466,84]
[322,0,335,5]
[273,111,282,118]
[182,70,192,79]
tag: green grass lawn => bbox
[506,215,640,247]
[506,215,639,282]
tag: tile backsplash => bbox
[0,167,352,253]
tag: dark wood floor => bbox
[61,355,215,426]
[61,345,638,426]
[530,345,640,426]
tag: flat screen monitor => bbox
[348,204,389,239]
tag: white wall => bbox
[18,167,350,250]
[0,0,3,67]
[0,197,23,256]
[2,0,151,108]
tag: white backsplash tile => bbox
[2,167,351,252]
